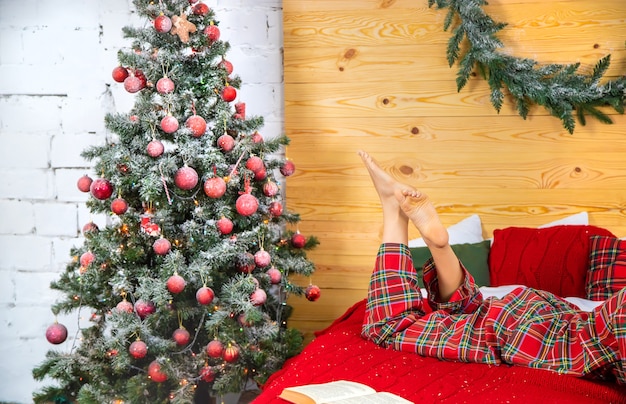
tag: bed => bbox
[253,219,626,403]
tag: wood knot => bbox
[411,127,419,135]
[593,43,600,49]
[399,165,413,175]
[574,167,582,173]
[382,98,390,105]
[380,0,397,8]
[344,48,357,59]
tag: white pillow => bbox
[408,214,483,248]
[538,212,588,228]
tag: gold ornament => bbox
[170,13,197,43]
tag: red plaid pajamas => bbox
[362,243,626,383]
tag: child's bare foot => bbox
[397,189,448,248]
[358,150,406,212]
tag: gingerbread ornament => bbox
[170,13,197,43]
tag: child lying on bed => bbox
[358,150,626,384]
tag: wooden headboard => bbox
[283,0,626,341]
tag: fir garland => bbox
[428,0,626,133]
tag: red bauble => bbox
[111,66,129,83]
[80,251,95,267]
[154,15,172,33]
[147,139,165,157]
[200,366,216,382]
[291,233,306,248]
[206,339,224,358]
[90,178,113,200]
[167,274,186,294]
[196,286,215,305]
[305,284,321,302]
[269,201,283,217]
[254,168,267,181]
[134,69,147,87]
[216,217,234,235]
[148,360,168,383]
[203,177,226,198]
[77,175,93,192]
[129,340,148,359]
[219,59,233,75]
[263,181,279,197]
[245,156,264,173]
[123,75,143,93]
[237,252,255,273]
[204,25,220,43]
[185,115,206,137]
[193,3,210,15]
[250,288,267,306]
[235,102,246,118]
[153,237,171,255]
[236,193,258,216]
[156,76,175,94]
[221,86,237,102]
[174,166,199,190]
[160,115,179,134]
[252,131,264,144]
[172,327,190,346]
[280,160,296,177]
[217,134,235,152]
[254,250,271,268]
[267,267,282,284]
[82,221,99,235]
[134,300,156,319]
[223,344,240,363]
[111,198,128,215]
[115,299,134,313]
[45,323,68,344]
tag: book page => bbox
[279,380,376,403]
[325,392,413,404]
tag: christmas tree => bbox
[32,1,318,402]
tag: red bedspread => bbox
[254,299,626,404]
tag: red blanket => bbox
[254,299,626,404]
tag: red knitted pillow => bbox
[587,235,626,301]
[489,225,614,298]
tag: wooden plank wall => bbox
[283,0,626,341]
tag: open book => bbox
[278,380,413,404]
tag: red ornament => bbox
[203,176,226,198]
[154,15,172,33]
[82,221,99,235]
[129,340,148,359]
[77,175,93,192]
[196,286,215,305]
[254,250,271,268]
[111,198,128,215]
[167,274,186,294]
[216,217,234,235]
[237,252,255,273]
[217,134,235,152]
[123,75,143,93]
[134,300,156,319]
[115,299,134,313]
[160,115,179,134]
[245,156,264,173]
[193,3,210,16]
[267,267,282,284]
[45,323,68,344]
[206,339,224,358]
[147,139,165,157]
[263,181,279,197]
[250,288,267,306]
[200,366,216,382]
[291,233,306,248]
[174,166,199,190]
[280,160,296,177]
[148,360,168,383]
[111,66,129,83]
[223,344,240,363]
[185,115,206,137]
[236,193,258,216]
[252,131,264,144]
[254,168,267,181]
[221,86,237,102]
[204,24,220,43]
[219,59,233,75]
[80,251,95,267]
[156,76,175,94]
[172,327,190,346]
[153,237,171,255]
[234,102,246,119]
[90,178,113,200]
[269,201,283,217]
[305,284,321,302]
[134,69,147,87]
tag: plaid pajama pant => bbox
[362,243,626,383]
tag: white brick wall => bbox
[0,1,284,402]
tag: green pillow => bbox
[410,240,491,288]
